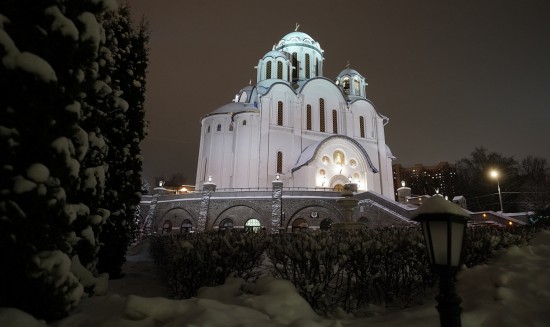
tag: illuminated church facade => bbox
[196,30,394,196]
[140,29,415,233]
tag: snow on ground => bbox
[2,230,550,327]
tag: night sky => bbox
[127,0,550,185]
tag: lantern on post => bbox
[413,195,470,327]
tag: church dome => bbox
[336,67,367,98]
[276,31,322,53]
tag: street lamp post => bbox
[413,195,470,327]
[490,170,504,212]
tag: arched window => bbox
[216,124,221,132]
[245,218,261,232]
[277,101,283,126]
[315,58,319,76]
[343,77,350,94]
[353,77,361,95]
[180,219,193,233]
[292,52,298,80]
[306,105,312,130]
[162,220,172,234]
[243,120,247,126]
[266,61,272,79]
[359,116,365,138]
[277,61,283,79]
[219,218,234,231]
[333,184,344,192]
[332,110,338,134]
[305,54,310,78]
[319,98,325,132]
[207,125,211,133]
[277,151,283,174]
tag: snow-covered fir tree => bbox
[0,0,117,321]
[97,4,149,278]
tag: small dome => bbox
[276,31,322,53]
[337,68,364,79]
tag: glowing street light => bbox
[489,169,504,212]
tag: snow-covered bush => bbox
[149,231,270,298]
[463,226,536,267]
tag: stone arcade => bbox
[139,29,417,233]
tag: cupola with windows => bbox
[336,68,367,98]
[275,28,324,82]
[256,50,291,83]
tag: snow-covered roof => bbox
[337,68,364,79]
[292,135,379,173]
[262,50,288,60]
[276,31,323,55]
[205,102,257,117]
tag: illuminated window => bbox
[277,61,283,79]
[353,77,361,94]
[277,151,283,174]
[216,124,221,132]
[305,54,310,78]
[306,105,312,130]
[332,110,338,134]
[319,98,325,132]
[266,61,272,79]
[359,116,365,138]
[277,101,283,126]
[292,53,298,80]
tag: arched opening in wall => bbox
[162,220,172,234]
[359,116,365,138]
[305,53,310,78]
[319,98,325,132]
[342,77,350,94]
[180,219,193,233]
[306,105,312,130]
[332,109,338,134]
[216,124,221,132]
[277,61,283,79]
[266,61,272,79]
[207,125,211,133]
[277,151,283,174]
[320,218,333,231]
[244,218,261,233]
[353,77,361,95]
[333,184,344,192]
[292,52,298,80]
[219,218,234,231]
[243,120,247,126]
[315,58,319,76]
[292,218,309,233]
[277,101,283,126]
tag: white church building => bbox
[196,30,394,196]
[140,29,415,233]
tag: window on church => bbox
[207,125,211,133]
[305,54,310,78]
[353,77,361,95]
[243,120,247,126]
[306,105,312,130]
[315,58,319,76]
[360,116,365,138]
[277,61,283,79]
[229,124,234,131]
[332,110,338,134]
[319,98,325,132]
[343,77,350,95]
[216,124,221,132]
[277,101,283,126]
[277,151,283,174]
[266,61,272,79]
[292,53,298,80]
